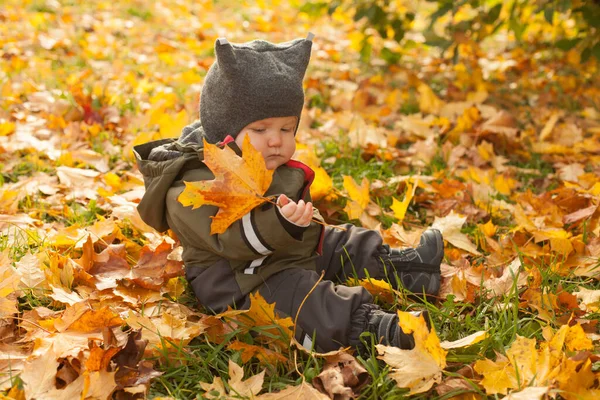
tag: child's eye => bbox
[281,128,292,132]
[251,128,266,133]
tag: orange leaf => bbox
[228,340,288,364]
[239,292,294,346]
[178,135,274,234]
[85,343,121,372]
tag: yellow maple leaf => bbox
[178,135,274,234]
[311,166,335,201]
[391,181,416,222]
[348,278,396,304]
[474,324,596,396]
[343,176,369,220]
[0,121,15,136]
[240,292,294,341]
[418,83,444,115]
[376,311,446,394]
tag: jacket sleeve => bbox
[165,187,307,262]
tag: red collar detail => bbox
[221,135,235,146]
[285,159,315,199]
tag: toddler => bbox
[134,34,444,352]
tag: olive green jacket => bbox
[133,124,325,301]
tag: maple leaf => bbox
[236,292,294,341]
[201,360,265,399]
[256,381,330,399]
[228,340,288,364]
[348,277,396,304]
[343,175,369,220]
[376,311,447,394]
[474,324,595,396]
[431,211,480,255]
[390,181,416,222]
[178,135,274,234]
[124,303,203,356]
[131,240,184,290]
[20,345,60,399]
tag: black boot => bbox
[365,309,431,349]
[381,229,444,300]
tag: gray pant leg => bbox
[316,224,388,283]
[252,268,378,352]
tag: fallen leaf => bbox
[20,345,60,399]
[313,352,370,399]
[376,311,446,394]
[228,360,265,398]
[391,181,416,222]
[504,386,549,400]
[228,340,288,364]
[343,176,369,220]
[440,331,488,349]
[431,211,480,255]
[237,292,294,346]
[256,381,330,399]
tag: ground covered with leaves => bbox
[1,0,599,399]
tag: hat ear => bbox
[279,39,312,79]
[214,38,237,74]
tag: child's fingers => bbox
[289,199,305,222]
[277,194,291,207]
[280,202,297,219]
[299,202,313,225]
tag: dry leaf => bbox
[343,176,369,220]
[391,181,416,222]
[227,360,265,398]
[474,324,594,396]
[376,311,447,394]
[440,331,487,349]
[256,381,330,399]
[237,292,294,345]
[431,211,480,255]
[20,345,60,399]
[228,340,288,364]
[312,352,370,399]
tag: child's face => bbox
[235,116,297,170]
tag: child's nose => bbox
[268,131,282,146]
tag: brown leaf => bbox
[313,352,370,399]
[113,330,149,387]
[56,357,80,387]
[435,377,476,397]
[130,241,184,290]
[563,204,598,225]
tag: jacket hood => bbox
[133,120,214,232]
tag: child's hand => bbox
[277,194,313,226]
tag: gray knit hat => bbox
[200,33,314,144]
